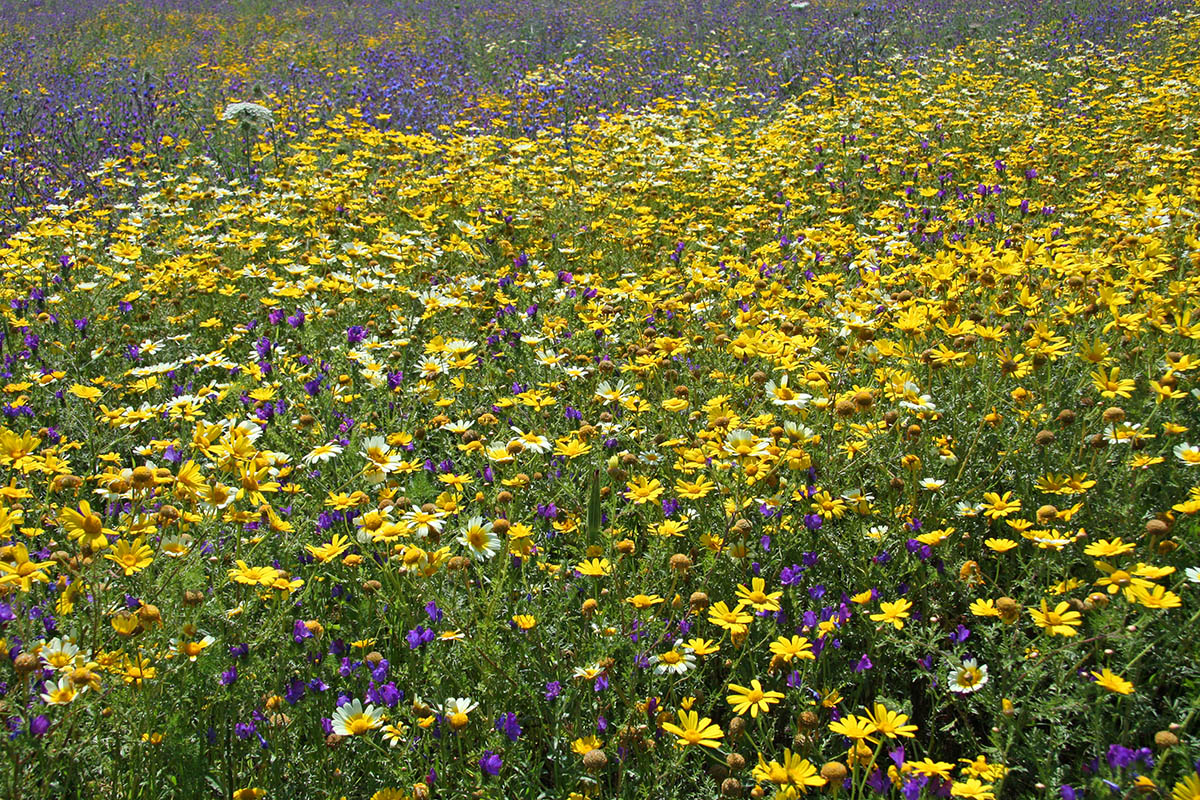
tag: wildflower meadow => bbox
[1,0,1200,798]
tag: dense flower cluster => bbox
[0,1,1199,799]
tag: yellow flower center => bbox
[346,714,373,735]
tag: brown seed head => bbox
[583,748,608,772]
[996,596,1021,623]
[669,553,692,573]
[1154,730,1179,749]
[14,652,39,675]
[821,762,849,783]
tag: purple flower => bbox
[220,666,238,686]
[406,626,435,649]
[30,715,50,737]
[780,565,804,586]
[544,681,562,701]
[866,768,888,793]
[284,678,306,705]
[479,750,502,776]
[903,776,929,800]
[292,619,313,644]
[495,712,522,742]
[854,654,873,672]
[368,682,401,708]
[1107,745,1136,770]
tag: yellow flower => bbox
[675,476,715,499]
[1090,668,1134,695]
[575,558,612,577]
[751,749,825,790]
[305,533,351,563]
[0,543,55,591]
[59,500,114,551]
[969,599,1000,617]
[869,598,912,630]
[1084,537,1136,557]
[1172,774,1200,800]
[1091,366,1136,398]
[228,561,282,586]
[951,778,996,799]
[1030,600,1082,636]
[104,538,153,576]
[708,601,753,634]
[910,759,955,780]
[660,709,723,748]
[571,735,603,755]
[625,593,665,609]
[736,578,782,612]
[624,476,664,505]
[1131,584,1182,609]
[981,491,1021,519]
[769,635,815,663]
[726,679,784,718]
[828,714,878,740]
[865,702,918,738]
[684,637,720,656]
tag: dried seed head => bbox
[821,762,849,783]
[1154,731,1179,749]
[669,553,692,573]
[582,748,608,772]
[728,716,746,739]
[14,652,39,675]
[1145,518,1169,536]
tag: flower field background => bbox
[1,0,1200,798]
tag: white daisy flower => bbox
[949,658,989,694]
[330,698,383,736]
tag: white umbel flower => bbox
[221,102,274,129]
